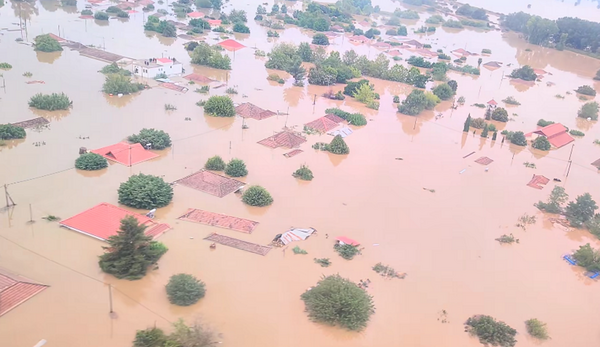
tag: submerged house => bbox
[133,58,183,78]
[527,123,574,149]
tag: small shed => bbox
[272,228,317,246]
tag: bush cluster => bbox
[205,155,225,170]
[128,128,171,150]
[166,274,206,306]
[242,186,273,207]
[190,42,231,70]
[75,153,108,170]
[0,124,26,140]
[204,96,235,117]
[28,93,72,111]
[293,165,313,181]
[118,174,173,209]
[224,158,248,177]
[34,34,63,52]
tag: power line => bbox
[0,233,172,324]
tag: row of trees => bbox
[144,16,177,37]
[190,43,231,70]
[503,12,600,53]
[536,186,598,227]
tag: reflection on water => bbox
[30,108,71,121]
[0,138,26,151]
[103,93,138,108]
[35,50,62,64]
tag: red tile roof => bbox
[487,99,497,106]
[157,58,172,63]
[533,123,574,148]
[283,149,303,158]
[48,33,65,42]
[336,236,359,246]
[178,208,258,233]
[235,103,276,120]
[207,19,221,26]
[91,142,158,166]
[591,159,600,169]
[324,114,345,124]
[187,11,204,18]
[257,130,307,149]
[404,39,423,47]
[547,132,575,148]
[175,170,245,197]
[475,156,494,165]
[218,39,245,51]
[305,117,340,133]
[527,175,550,190]
[349,35,369,43]
[0,268,48,317]
[183,73,214,83]
[59,203,171,241]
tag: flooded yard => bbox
[1,0,600,346]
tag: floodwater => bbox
[1,0,600,347]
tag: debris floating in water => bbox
[459,168,466,174]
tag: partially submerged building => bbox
[132,58,183,78]
[0,268,49,317]
[527,123,574,149]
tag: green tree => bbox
[94,11,109,20]
[510,131,527,146]
[293,165,313,181]
[352,83,376,104]
[447,80,458,93]
[210,0,222,10]
[28,93,72,110]
[535,186,568,214]
[242,186,273,206]
[228,9,247,23]
[465,315,517,347]
[463,114,471,132]
[128,128,171,150]
[509,65,537,81]
[566,193,598,227]
[525,319,549,340]
[204,96,235,117]
[532,136,551,151]
[491,107,509,122]
[480,124,489,138]
[265,43,299,70]
[300,275,375,331]
[575,85,596,96]
[578,101,599,120]
[492,131,497,140]
[118,174,173,209]
[432,83,454,100]
[34,34,63,52]
[397,25,408,36]
[526,16,558,45]
[75,153,108,170]
[298,42,313,62]
[312,33,329,45]
[271,3,279,13]
[398,89,440,115]
[224,158,248,177]
[205,155,225,170]
[169,319,218,347]
[594,69,600,81]
[477,57,482,67]
[280,4,287,13]
[102,74,144,95]
[191,43,231,70]
[233,22,250,33]
[256,4,266,14]
[0,124,26,140]
[166,274,206,306]
[573,243,600,272]
[133,327,168,347]
[98,216,168,280]
[328,135,349,155]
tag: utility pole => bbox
[4,184,16,208]
[565,144,575,177]
[108,284,114,314]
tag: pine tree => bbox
[481,124,489,138]
[492,131,497,140]
[328,135,349,154]
[485,108,492,120]
[98,216,167,280]
[463,114,471,132]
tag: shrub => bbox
[133,327,168,347]
[292,246,307,254]
[537,119,554,127]
[81,9,93,15]
[205,155,225,170]
[502,96,520,105]
[224,158,248,177]
[233,22,250,33]
[28,93,72,111]
[426,14,444,24]
[578,101,599,120]
[242,186,273,207]
[314,258,331,267]
[100,63,131,75]
[204,96,235,117]
[94,11,109,20]
[34,34,63,52]
[166,274,206,306]
[535,186,568,214]
[398,90,440,115]
[325,108,367,126]
[569,129,585,137]
[432,83,454,100]
[573,243,600,272]
[293,165,313,181]
[510,131,527,146]
[328,135,349,155]
[509,65,537,81]
[532,136,551,151]
[118,174,173,209]
[99,216,168,280]
[393,95,400,103]
[343,79,370,96]
[312,33,329,45]
[0,62,12,69]
[491,107,509,122]
[225,87,238,94]
[128,128,171,150]
[334,243,360,259]
[300,275,374,331]
[103,74,144,95]
[525,319,549,340]
[0,124,26,140]
[465,315,517,347]
[482,48,492,54]
[267,30,279,37]
[438,53,451,60]
[228,9,247,23]
[117,10,130,18]
[470,118,486,129]
[442,19,463,28]
[75,153,108,170]
[576,85,596,96]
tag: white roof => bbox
[280,228,316,245]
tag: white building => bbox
[132,58,183,79]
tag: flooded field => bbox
[1,0,600,346]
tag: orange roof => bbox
[207,19,221,26]
[547,132,574,148]
[235,102,276,120]
[349,35,369,43]
[258,130,307,149]
[91,142,158,166]
[218,39,245,51]
[157,58,172,63]
[0,268,48,317]
[175,170,245,197]
[59,203,170,241]
[527,175,550,190]
[184,73,214,83]
[533,123,567,138]
[305,116,340,133]
[188,11,204,18]
[324,114,345,123]
[178,208,258,233]
[487,99,497,106]
[336,236,359,246]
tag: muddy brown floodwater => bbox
[1,0,600,346]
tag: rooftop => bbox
[218,39,245,51]
[187,11,204,18]
[178,208,258,234]
[532,123,574,148]
[59,203,171,241]
[0,268,49,317]
[91,142,159,166]
[156,58,172,63]
[235,102,276,120]
[305,116,340,133]
[258,130,307,149]
[175,170,245,197]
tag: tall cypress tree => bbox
[492,131,497,141]
[463,114,471,132]
[481,124,489,138]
